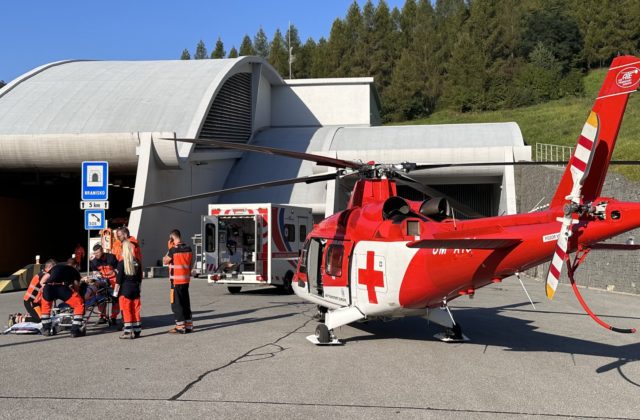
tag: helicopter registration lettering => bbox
[432,248,472,255]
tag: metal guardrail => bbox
[535,143,574,163]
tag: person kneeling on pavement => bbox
[21,259,57,323]
[116,240,143,339]
[39,261,85,337]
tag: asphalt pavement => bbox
[1,275,639,419]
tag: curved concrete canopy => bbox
[0,57,283,169]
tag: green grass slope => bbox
[397,69,640,180]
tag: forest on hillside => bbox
[181,0,640,122]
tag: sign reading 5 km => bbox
[82,161,108,201]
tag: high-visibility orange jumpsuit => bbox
[166,242,193,333]
[23,272,44,322]
[90,252,120,321]
[40,264,85,337]
[114,236,142,266]
[116,259,143,337]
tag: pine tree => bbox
[355,0,376,77]
[310,37,331,77]
[341,2,365,76]
[269,28,289,76]
[254,27,270,58]
[211,37,226,59]
[369,0,399,97]
[326,18,349,76]
[520,4,582,71]
[296,37,317,79]
[285,24,302,78]
[0,80,5,89]
[239,35,255,56]
[228,47,239,58]
[180,49,191,60]
[434,0,469,65]
[442,30,488,112]
[386,0,440,121]
[399,0,418,49]
[194,40,208,60]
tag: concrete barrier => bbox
[0,263,40,293]
[145,266,169,278]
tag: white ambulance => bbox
[201,203,312,294]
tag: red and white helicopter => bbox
[132,55,640,344]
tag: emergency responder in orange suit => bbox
[116,240,143,339]
[114,227,142,264]
[39,261,85,337]
[74,243,85,270]
[90,243,120,325]
[162,229,193,334]
[23,259,56,322]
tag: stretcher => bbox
[51,276,117,335]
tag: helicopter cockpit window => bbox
[325,244,344,277]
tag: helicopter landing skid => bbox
[306,335,343,345]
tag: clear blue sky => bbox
[1,0,405,83]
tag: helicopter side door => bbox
[319,239,353,306]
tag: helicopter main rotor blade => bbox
[413,160,640,170]
[164,137,363,170]
[393,172,484,218]
[128,172,338,212]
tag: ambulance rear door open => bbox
[202,215,218,277]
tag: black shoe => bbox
[42,327,52,337]
[134,331,141,338]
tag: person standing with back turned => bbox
[116,240,143,339]
[162,229,193,334]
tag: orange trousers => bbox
[119,295,141,333]
[41,290,84,316]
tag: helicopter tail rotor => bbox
[545,112,599,299]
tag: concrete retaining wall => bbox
[515,165,640,294]
[0,263,40,293]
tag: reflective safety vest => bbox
[168,243,192,285]
[24,272,43,302]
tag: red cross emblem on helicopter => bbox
[358,251,384,304]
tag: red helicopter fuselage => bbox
[295,178,640,311]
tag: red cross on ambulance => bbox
[356,250,386,304]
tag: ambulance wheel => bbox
[227,286,242,294]
[315,324,331,344]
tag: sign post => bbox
[82,161,109,276]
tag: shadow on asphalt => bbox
[343,301,640,386]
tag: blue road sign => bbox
[85,209,106,230]
[82,161,108,201]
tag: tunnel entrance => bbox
[0,171,135,276]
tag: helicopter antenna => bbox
[515,272,536,309]
[451,208,457,230]
[528,197,545,213]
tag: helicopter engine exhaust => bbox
[382,196,410,221]
[420,197,452,221]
